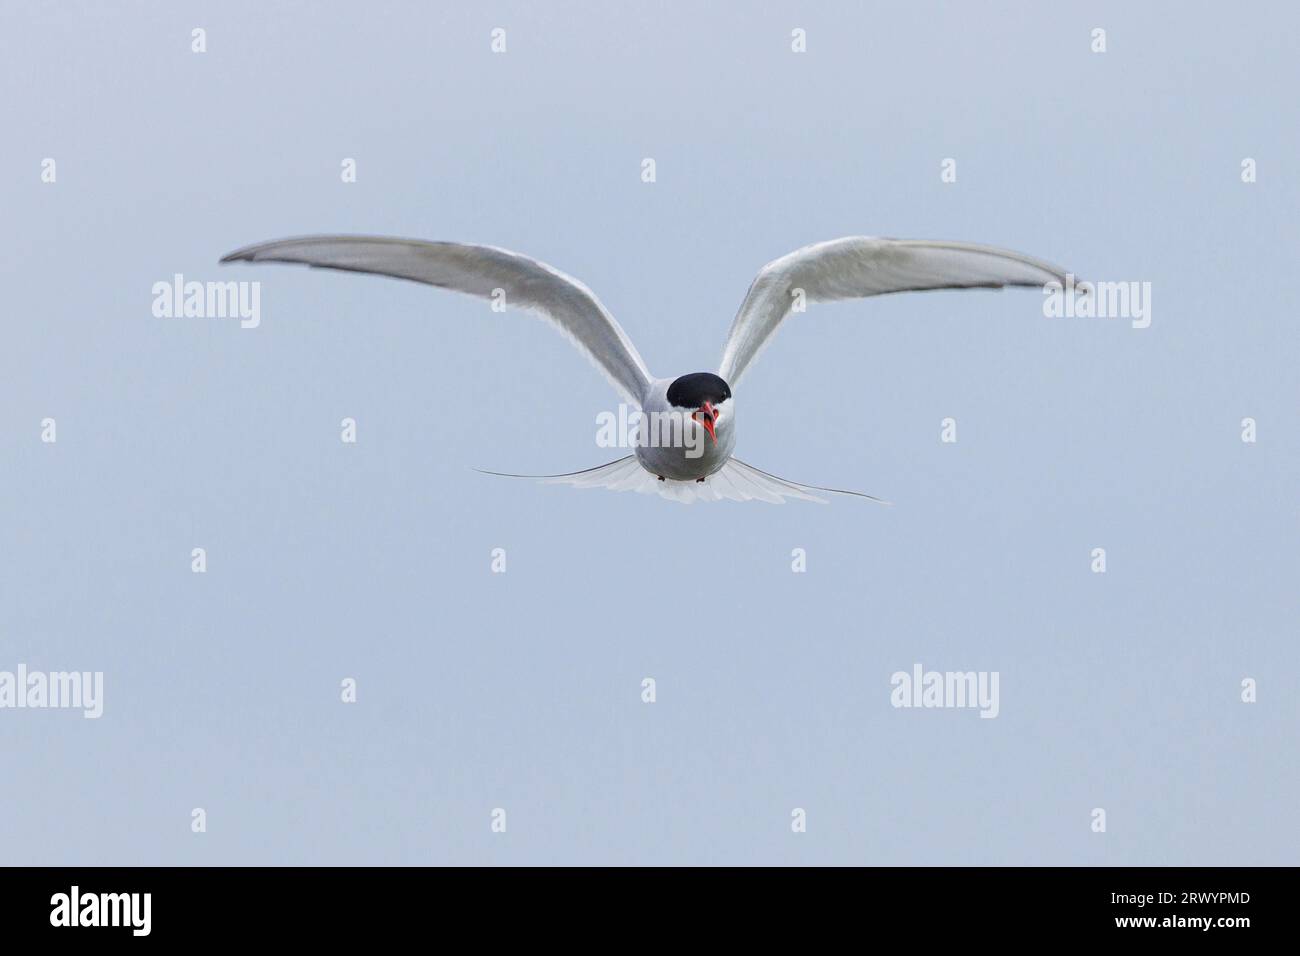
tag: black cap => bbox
[666,372,731,409]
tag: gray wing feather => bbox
[221,235,653,405]
[718,237,1073,384]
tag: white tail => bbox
[477,457,889,505]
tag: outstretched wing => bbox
[477,456,887,505]
[221,235,654,405]
[718,237,1072,385]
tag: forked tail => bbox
[475,456,890,505]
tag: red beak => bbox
[696,401,717,444]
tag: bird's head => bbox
[666,372,732,445]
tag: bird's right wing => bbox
[718,237,1072,385]
[221,235,654,405]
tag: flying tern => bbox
[220,235,1073,503]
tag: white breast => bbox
[633,378,736,480]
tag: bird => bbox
[220,235,1074,504]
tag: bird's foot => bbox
[657,475,665,481]
[695,477,705,483]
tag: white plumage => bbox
[222,234,1074,504]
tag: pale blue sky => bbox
[2,0,1297,864]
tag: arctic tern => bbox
[220,235,1073,503]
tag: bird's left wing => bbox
[718,237,1073,385]
[221,236,653,405]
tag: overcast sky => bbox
[2,0,1297,864]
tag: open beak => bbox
[695,401,717,445]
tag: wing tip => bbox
[219,243,266,264]
[218,234,353,265]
